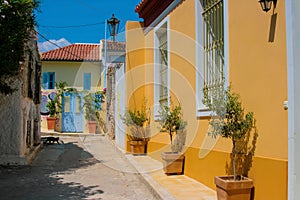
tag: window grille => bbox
[158,31,168,106]
[202,0,224,96]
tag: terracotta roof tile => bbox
[42,43,101,61]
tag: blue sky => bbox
[36,0,143,44]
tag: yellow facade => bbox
[126,0,288,199]
[42,61,102,91]
[41,60,103,131]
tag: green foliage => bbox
[121,99,150,141]
[122,107,149,127]
[202,86,254,141]
[159,103,187,151]
[203,85,257,179]
[46,81,77,117]
[46,92,60,117]
[0,0,40,94]
[83,93,100,121]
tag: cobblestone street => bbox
[0,135,157,200]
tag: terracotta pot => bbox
[161,152,185,175]
[88,121,97,133]
[129,140,148,154]
[214,175,253,200]
[46,117,56,130]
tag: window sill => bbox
[196,108,212,118]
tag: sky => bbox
[36,0,143,51]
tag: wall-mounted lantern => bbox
[259,0,277,12]
[107,14,120,41]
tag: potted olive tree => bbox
[122,100,150,154]
[83,93,101,133]
[159,103,187,175]
[203,85,258,200]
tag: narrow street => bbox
[0,135,157,200]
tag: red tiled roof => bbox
[42,44,101,61]
[135,0,175,27]
[135,0,148,13]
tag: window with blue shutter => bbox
[84,73,91,90]
[42,73,49,89]
[42,72,55,89]
[49,72,55,89]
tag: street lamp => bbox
[104,14,120,87]
[107,14,120,41]
[258,0,277,12]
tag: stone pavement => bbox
[0,134,157,200]
[125,154,217,200]
[41,131,217,200]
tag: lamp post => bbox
[258,0,277,12]
[107,14,120,41]
[104,14,120,87]
[105,14,120,139]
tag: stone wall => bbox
[0,80,22,157]
[0,38,41,165]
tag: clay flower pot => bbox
[214,175,253,200]
[47,117,56,130]
[161,152,185,175]
[88,121,97,133]
[129,140,148,154]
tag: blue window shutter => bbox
[84,73,91,90]
[42,72,49,89]
[49,72,55,89]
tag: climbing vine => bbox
[0,0,39,94]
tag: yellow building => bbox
[125,0,288,199]
[41,43,103,132]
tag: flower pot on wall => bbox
[46,117,56,130]
[161,152,185,175]
[88,121,97,133]
[129,140,148,154]
[214,175,253,200]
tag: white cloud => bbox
[38,38,71,53]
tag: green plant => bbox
[46,94,59,117]
[83,93,100,121]
[122,100,150,141]
[159,103,187,152]
[202,85,257,180]
[0,0,40,94]
[46,81,77,117]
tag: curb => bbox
[126,155,176,200]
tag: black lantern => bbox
[107,14,120,41]
[259,0,274,12]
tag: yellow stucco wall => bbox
[41,61,103,131]
[42,61,102,91]
[126,0,288,199]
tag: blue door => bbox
[62,92,84,132]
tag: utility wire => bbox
[37,31,86,60]
[39,21,105,29]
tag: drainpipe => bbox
[286,0,296,199]
[104,21,107,88]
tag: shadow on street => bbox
[0,141,104,200]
